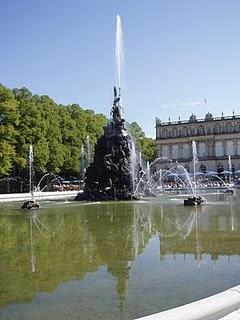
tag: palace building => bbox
[155,112,240,173]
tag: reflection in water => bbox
[0,195,240,320]
[29,212,64,272]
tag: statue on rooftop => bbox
[189,113,197,122]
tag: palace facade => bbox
[155,112,240,173]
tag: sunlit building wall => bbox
[155,112,240,173]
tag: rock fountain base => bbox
[75,87,135,202]
[21,200,40,210]
[184,196,205,206]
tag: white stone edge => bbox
[0,191,80,202]
[135,285,240,320]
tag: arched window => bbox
[162,129,167,138]
[226,124,232,133]
[226,140,234,156]
[237,140,240,156]
[172,128,178,137]
[215,141,223,157]
[190,127,196,135]
[213,125,220,134]
[162,145,169,158]
[207,126,212,134]
[182,143,190,159]
[182,127,188,136]
[198,126,205,135]
[172,144,179,159]
[198,142,206,158]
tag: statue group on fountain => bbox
[111,86,125,129]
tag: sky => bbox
[1,0,240,137]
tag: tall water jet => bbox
[80,145,85,180]
[21,145,39,209]
[192,141,198,196]
[29,144,34,200]
[228,155,232,184]
[146,161,150,182]
[86,135,91,167]
[130,141,137,192]
[115,14,124,91]
[183,143,204,206]
[139,151,143,169]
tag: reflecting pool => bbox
[0,193,240,320]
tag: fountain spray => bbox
[228,155,232,185]
[29,144,34,200]
[192,141,198,196]
[115,14,124,91]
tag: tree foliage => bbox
[0,85,156,178]
[126,121,157,162]
[0,85,108,178]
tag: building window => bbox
[182,127,187,136]
[198,126,205,135]
[172,144,179,159]
[207,126,212,134]
[172,128,178,137]
[198,142,206,158]
[191,127,196,135]
[162,145,169,158]
[226,140,234,156]
[213,125,220,134]
[237,140,240,156]
[182,143,190,159]
[226,124,232,133]
[215,141,223,157]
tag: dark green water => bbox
[0,193,240,320]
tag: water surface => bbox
[0,193,240,319]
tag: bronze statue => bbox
[111,86,125,128]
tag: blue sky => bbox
[1,0,240,137]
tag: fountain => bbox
[184,141,204,206]
[75,87,135,201]
[21,144,39,210]
[75,15,136,201]
[36,173,63,191]
[133,156,206,204]
[86,135,91,167]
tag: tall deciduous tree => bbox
[0,85,19,175]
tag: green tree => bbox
[126,121,156,163]
[0,85,19,175]
[36,95,64,173]
[14,90,49,173]
[140,137,157,162]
